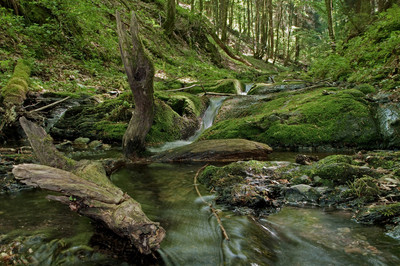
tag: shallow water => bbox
[1,161,399,265]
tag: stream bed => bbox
[1,160,399,265]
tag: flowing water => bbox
[148,97,226,153]
[239,83,254,95]
[1,162,399,265]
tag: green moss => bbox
[201,87,379,148]
[1,59,31,106]
[185,79,244,94]
[155,91,207,117]
[94,121,127,142]
[355,84,376,94]
[146,99,183,144]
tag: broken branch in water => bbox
[194,164,230,241]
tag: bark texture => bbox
[116,11,155,159]
[13,117,165,255]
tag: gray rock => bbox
[376,102,400,147]
[291,184,312,194]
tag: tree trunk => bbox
[164,0,176,36]
[15,117,165,254]
[116,11,155,159]
[267,0,274,60]
[325,0,336,51]
[220,0,229,42]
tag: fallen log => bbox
[13,117,165,255]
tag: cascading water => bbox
[239,83,254,95]
[148,97,226,153]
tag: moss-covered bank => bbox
[51,91,207,145]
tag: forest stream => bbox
[1,94,400,265]
[1,159,400,265]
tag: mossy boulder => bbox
[152,139,272,162]
[247,82,306,95]
[186,79,244,94]
[198,160,284,209]
[200,87,381,150]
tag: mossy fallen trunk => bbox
[12,117,165,254]
[0,59,30,131]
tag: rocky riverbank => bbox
[198,151,400,239]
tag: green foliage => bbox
[309,54,351,81]
[309,5,400,89]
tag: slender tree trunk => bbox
[267,0,274,60]
[325,0,336,51]
[116,12,155,159]
[273,2,282,64]
[294,9,300,63]
[220,0,229,42]
[246,0,251,38]
[164,0,176,36]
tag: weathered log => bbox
[19,116,71,170]
[116,11,155,159]
[14,117,165,254]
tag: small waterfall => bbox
[239,83,254,95]
[148,97,226,153]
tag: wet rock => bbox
[284,184,320,203]
[376,102,400,147]
[152,139,273,162]
[387,225,400,239]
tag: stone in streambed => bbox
[152,139,272,162]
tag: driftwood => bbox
[13,117,165,255]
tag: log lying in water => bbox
[13,117,165,255]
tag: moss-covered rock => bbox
[200,87,381,150]
[51,92,207,144]
[247,82,306,95]
[185,79,244,94]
